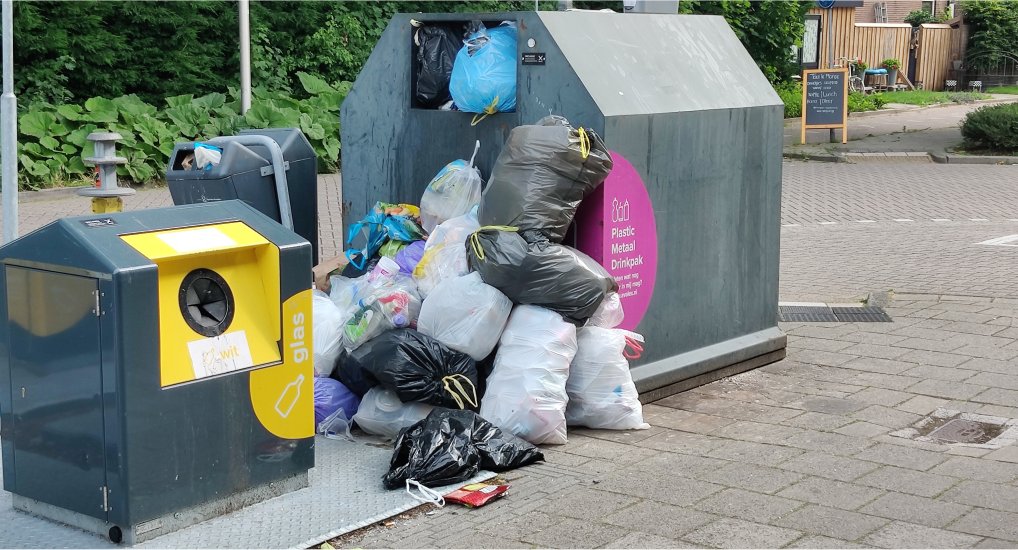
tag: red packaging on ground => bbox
[444,482,510,508]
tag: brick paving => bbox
[2,149,1018,548]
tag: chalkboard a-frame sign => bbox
[801,68,849,144]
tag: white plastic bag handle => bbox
[468,140,481,169]
[406,479,445,508]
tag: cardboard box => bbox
[313,255,348,293]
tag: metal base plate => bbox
[1,436,494,548]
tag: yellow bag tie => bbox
[470,96,500,127]
[442,374,478,410]
[577,127,591,159]
[468,225,519,262]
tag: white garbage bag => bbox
[419,141,483,233]
[312,290,348,377]
[353,387,434,440]
[566,327,649,430]
[480,305,577,445]
[413,209,480,298]
[586,291,625,329]
[417,272,512,361]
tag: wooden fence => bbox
[807,8,959,90]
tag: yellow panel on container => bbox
[121,222,282,387]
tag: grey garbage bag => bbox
[478,115,613,243]
[466,227,616,326]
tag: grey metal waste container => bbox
[341,11,786,400]
[166,128,319,264]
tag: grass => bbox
[873,90,989,106]
[987,86,1018,95]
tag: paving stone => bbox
[859,492,971,528]
[942,480,1018,513]
[935,311,1001,324]
[632,450,732,479]
[846,371,924,391]
[953,346,1018,362]
[776,476,884,510]
[788,336,857,352]
[602,500,715,540]
[851,405,924,428]
[957,357,1018,374]
[774,504,889,541]
[683,518,802,549]
[902,363,979,381]
[945,333,1015,350]
[896,395,953,415]
[856,465,961,497]
[840,356,917,374]
[841,343,911,360]
[974,388,1018,407]
[604,531,699,549]
[854,443,947,471]
[783,430,875,456]
[941,321,1008,336]
[559,437,659,465]
[896,337,967,353]
[985,446,1018,464]
[571,426,664,445]
[836,421,892,438]
[780,349,858,367]
[651,409,738,434]
[712,420,805,444]
[697,462,805,494]
[947,446,992,458]
[776,451,879,482]
[520,517,628,549]
[783,411,855,431]
[793,396,868,414]
[542,488,640,521]
[931,456,1018,483]
[950,509,1018,542]
[633,429,726,456]
[692,487,804,523]
[594,469,725,507]
[862,521,983,549]
[443,535,536,549]
[908,379,988,400]
[786,535,864,548]
[840,331,909,346]
[706,440,805,467]
[973,538,1018,548]
[850,387,915,407]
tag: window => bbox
[800,15,821,70]
[922,0,935,13]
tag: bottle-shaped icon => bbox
[611,198,622,223]
[275,373,305,418]
[621,199,631,222]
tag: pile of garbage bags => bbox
[314,115,649,494]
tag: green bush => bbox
[773,81,802,118]
[960,102,1018,152]
[16,74,349,190]
[848,92,885,113]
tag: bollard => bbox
[78,131,135,213]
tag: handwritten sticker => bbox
[187,331,255,379]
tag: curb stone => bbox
[931,152,1018,165]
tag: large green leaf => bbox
[39,136,61,152]
[194,92,226,110]
[48,120,72,137]
[66,155,87,175]
[134,115,170,146]
[165,94,195,108]
[298,113,326,141]
[164,104,209,137]
[20,142,44,157]
[57,104,85,121]
[297,71,337,95]
[66,124,98,147]
[114,94,158,120]
[244,101,300,129]
[61,143,78,155]
[83,97,120,123]
[19,111,55,138]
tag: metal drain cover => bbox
[928,419,1004,444]
[778,305,891,323]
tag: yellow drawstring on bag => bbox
[468,225,518,262]
[442,374,478,410]
[470,96,500,127]
[577,127,591,159]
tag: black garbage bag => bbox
[478,115,613,243]
[354,329,480,409]
[332,348,376,397]
[383,408,545,490]
[414,24,463,108]
[466,228,616,326]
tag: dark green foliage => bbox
[773,80,802,118]
[961,0,1018,70]
[847,92,885,113]
[961,102,1018,152]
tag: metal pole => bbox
[1,0,17,242]
[826,7,834,69]
[239,0,251,114]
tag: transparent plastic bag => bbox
[420,141,483,233]
[566,327,649,430]
[353,387,435,440]
[312,291,348,377]
[413,210,480,298]
[586,292,625,329]
[480,305,577,445]
[319,407,355,441]
[418,272,512,361]
[342,274,422,352]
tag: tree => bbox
[961,0,1018,69]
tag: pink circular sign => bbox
[575,152,658,330]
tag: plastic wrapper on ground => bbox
[480,305,577,445]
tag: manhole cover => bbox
[927,419,1004,444]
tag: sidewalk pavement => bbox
[784,95,1018,161]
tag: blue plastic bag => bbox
[344,202,427,271]
[314,377,361,425]
[449,22,517,121]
